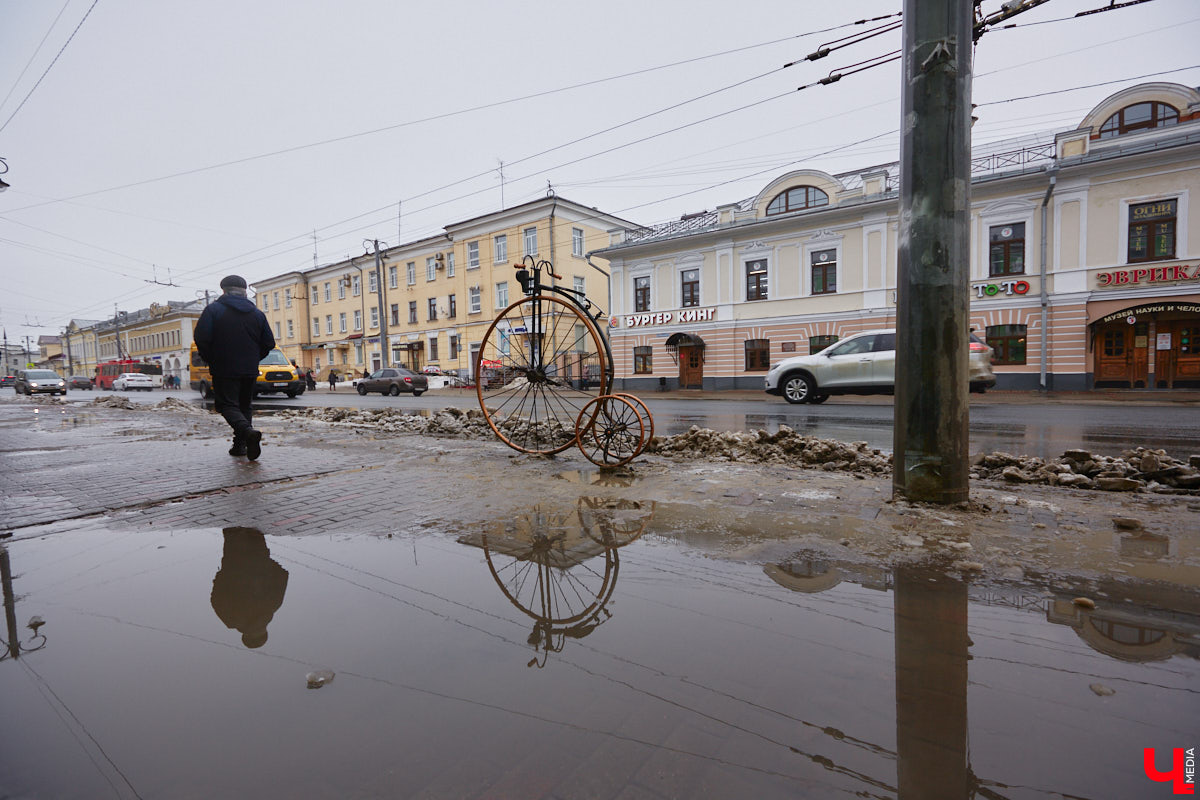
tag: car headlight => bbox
[29,382,39,388]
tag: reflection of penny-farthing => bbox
[481,507,617,629]
[577,497,655,548]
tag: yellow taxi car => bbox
[189,345,305,399]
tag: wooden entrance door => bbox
[1160,321,1200,388]
[1095,324,1134,386]
[678,345,704,389]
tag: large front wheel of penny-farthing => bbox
[477,295,608,455]
[575,395,645,467]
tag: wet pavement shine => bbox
[3,517,1196,799]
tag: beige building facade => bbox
[254,195,634,380]
[61,302,203,383]
[597,82,1200,393]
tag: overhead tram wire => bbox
[3,11,904,218]
[975,64,1200,107]
[0,0,73,118]
[0,0,102,135]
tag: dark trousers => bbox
[212,376,255,440]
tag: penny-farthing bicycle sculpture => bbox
[476,255,653,467]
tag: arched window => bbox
[766,185,829,216]
[1098,102,1179,139]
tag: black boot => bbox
[229,435,247,456]
[245,428,263,461]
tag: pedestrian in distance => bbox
[329,370,338,391]
[362,368,369,379]
[193,275,274,461]
[305,369,316,390]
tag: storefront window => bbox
[633,346,652,374]
[987,324,1027,365]
[744,339,770,371]
[809,334,839,353]
[1128,199,1176,263]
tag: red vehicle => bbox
[94,360,163,390]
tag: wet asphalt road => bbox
[65,386,1200,459]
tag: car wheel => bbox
[412,390,424,397]
[388,384,400,396]
[286,390,297,398]
[782,374,815,404]
[809,393,829,404]
[357,384,368,396]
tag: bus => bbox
[94,360,163,390]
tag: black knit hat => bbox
[220,275,247,290]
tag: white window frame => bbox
[467,241,480,269]
[339,312,347,333]
[313,319,321,336]
[311,286,319,305]
[446,252,455,277]
[273,292,279,310]
[406,262,416,285]
[325,315,333,335]
[370,307,379,328]
[368,272,378,293]
[494,234,507,264]
[338,279,346,300]
[354,309,362,331]
[323,282,331,302]
[353,274,362,296]
[572,228,584,257]
[387,265,397,289]
[523,227,538,257]
[495,280,509,309]
[287,319,294,339]
[285,289,292,308]
[469,286,481,314]
[573,276,585,297]
[426,256,437,281]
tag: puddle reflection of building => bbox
[210,527,289,649]
[459,499,654,667]
[1,545,47,661]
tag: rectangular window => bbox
[339,312,347,333]
[427,257,437,281]
[287,320,294,338]
[324,282,331,302]
[273,292,279,310]
[428,298,437,321]
[811,249,837,295]
[389,304,399,326]
[448,294,456,318]
[469,287,481,313]
[499,330,510,356]
[388,265,397,289]
[494,234,507,264]
[744,339,770,371]
[446,252,455,277]
[408,301,417,324]
[313,319,321,336]
[338,279,346,300]
[449,335,459,360]
[355,344,363,364]
[809,334,838,353]
[352,274,361,296]
[370,307,379,328]
[1128,199,1177,263]
[368,272,378,293]
[325,315,333,335]
[468,241,480,268]
[635,276,651,312]
[523,226,538,256]
[989,223,1026,276]
[986,324,1027,365]
[681,269,699,308]
[573,276,585,297]
[496,280,508,308]
[746,259,768,301]
[311,286,319,305]
[341,350,349,365]
[429,337,438,362]
[572,227,584,257]
[633,346,652,374]
[285,289,292,308]
[355,310,362,331]
[407,262,416,285]
[573,324,587,352]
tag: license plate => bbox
[273,382,287,387]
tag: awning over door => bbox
[665,332,706,365]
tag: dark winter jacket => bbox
[194,294,276,377]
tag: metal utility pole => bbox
[893,0,973,504]
[113,306,126,360]
[371,239,389,368]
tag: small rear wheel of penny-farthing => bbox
[613,392,653,457]
[575,395,645,468]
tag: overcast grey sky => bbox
[1,0,1197,345]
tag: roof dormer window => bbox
[1098,101,1179,139]
[766,185,828,216]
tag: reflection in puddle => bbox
[1,525,1196,799]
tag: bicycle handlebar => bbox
[514,255,561,281]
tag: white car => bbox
[764,329,997,404]
[113,372,155,391]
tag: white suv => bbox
[764,329,997,404]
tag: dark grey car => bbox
[15,369,67,395]
[356,367,428,396]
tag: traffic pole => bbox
[893,0,973,504]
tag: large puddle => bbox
[2,506,1196,799]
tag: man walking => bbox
[194,275,274,460]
